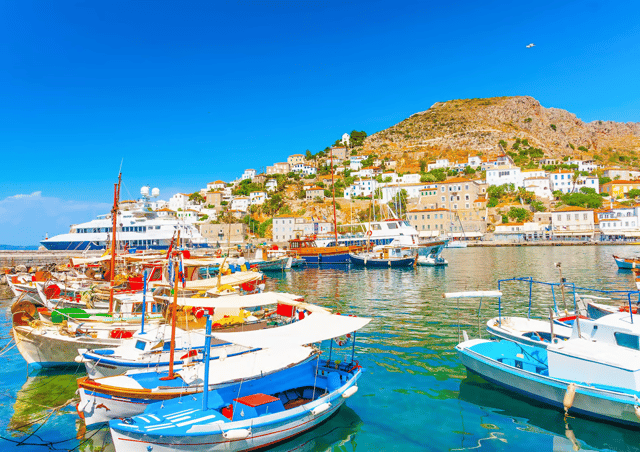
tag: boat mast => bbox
[162,229,180,381]
[108,173,122,314]
[331,147,338,246]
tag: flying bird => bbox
[526,43,535,48]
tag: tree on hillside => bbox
[350,131,367,147]
[189,192,204,204]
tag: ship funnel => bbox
[151,188,160,198]
[141,186,150,197]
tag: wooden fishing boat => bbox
[108,313,369,452]
[613,254,640,269]
[415,240,448,266]
[77,291,320,378]
[288,236,351,264]
[109,357,362,452]
[77,345,319,427]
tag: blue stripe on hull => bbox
[301,253,351,264]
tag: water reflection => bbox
[268,406,362,452]
[8,369,80,434]
[458,374,640,452]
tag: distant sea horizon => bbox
[0,244,40,250]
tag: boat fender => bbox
[563,383,576,414]
[223,428,251,440]
[564,425,579,451]
[635,406,640,422]
[75,403,85,420]
[311,402,331,416]
[342,385,358,398]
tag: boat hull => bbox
[349,255,414,267]
[299,253,351,265]
[109,361,361,452]
[613,255,640,269]
[110,402,343,452]
[12,325,123,368]
[458,340,640,427]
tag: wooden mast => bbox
[108,173,122,314]
[330,147,338,246]
[162,229,180,381]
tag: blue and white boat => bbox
[108,312,370,452]
[457,310,640,427]
[41,186,208,251]
[349,245,416,267]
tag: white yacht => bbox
[41,187,208,251]
[315,219,420,248]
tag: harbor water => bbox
[2,245,640,451]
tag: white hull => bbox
[78,347,317,427]
[110,401,343,452]
[13,325,124,368]
[458,340,640,427]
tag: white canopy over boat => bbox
[210,313,371,348]
[157,291,328,312]
[153,271,261,290]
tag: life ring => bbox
[333,333,352,347]
[215,250,222,258]
[366,230,373,237]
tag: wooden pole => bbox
[161,257,179,381]
[108,173,121,314]
[330,148,338,246]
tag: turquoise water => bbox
[2,245,640,451]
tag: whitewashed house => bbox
[266,179,278,192]
[486,166,523,188]
[207,180,226,191]
[169,193,190,211]
[551,206,596,240]
[241,169,256,181]
[230,196,250,212]
[249,191,267,205]
[344,179,378,199]
[524,176,553,200]
[597,205,640,240]
[350,156,366,170]
[427,159,451,171]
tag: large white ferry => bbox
[41,187,208,251]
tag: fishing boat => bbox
[77,291,320,378]
[288,235,351,264]
[41,185,209,251]
[445,240,468,248]
[449,276,638,349]
[415,240,448,266]
[289,148,351,265]
[613,254,640,269]
[349,245,416,267]
[76,293,339,427]
[108,313,369,452]
[5,272,50,303]
[457,318,640,428]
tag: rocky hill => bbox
[363,96,640,172]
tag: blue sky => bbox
[2,0,639,245]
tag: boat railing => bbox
[496,277,640,325]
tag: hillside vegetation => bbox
[362,96,640,173]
